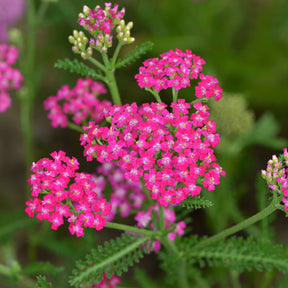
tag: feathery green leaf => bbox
[190,237,288,273]
[54,58,105,81]
[115,41,154,69]
[180,195,213,210]
[69,233,150,287]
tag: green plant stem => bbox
[189,202,278,253]
[111,42,123,67]
[101,52,122,105]
[172,88,178,102]
[159,205,165,232]
[161,238,189,288]
[21,0,37,179]
[105,222,159,237]
[87,57,106,72]
[146,88,162,103]
[67,121,84,133]
[190,97,208,105]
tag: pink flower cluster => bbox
[135,49,205,91]
[135,48,223,101]
[44,78,111,128]
[261,148,288,211]
[80,99,225,207]
[135,204,186,251]
[0,44,23,112]
[88,273,121,288]
[25,151,111,237]
[97,162,146,219]
[79,3,125,49]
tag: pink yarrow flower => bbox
[0,44,23,112]
[81,99,225,207]
[25,150,112,236]
[262,148,288,213]
[44,78,110,128]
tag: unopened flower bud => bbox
[83,5,90,15]
[68,35,75,44]
[126,21,133,30]
[73,30,79,38]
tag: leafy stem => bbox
[146,88,162,103]
[67,121,84,133]
[189,200,280,254]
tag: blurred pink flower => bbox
[0,0,26,42]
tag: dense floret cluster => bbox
[25,151,111,237]
[81,99,225,207]
[69,2,134,57]
[44,78,111,128]
[261,148,288,211]
[0,44,23,112]
[135,49,205,92]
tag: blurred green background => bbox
[1,0,288,287]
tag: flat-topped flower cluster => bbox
[81,99,225,207]
[0,43,23,112]
[261,148,288,211]
[25,151,111,237]
[135,48,222,102]
[44,78,111,128]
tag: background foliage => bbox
[0,0,288,287]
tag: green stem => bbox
[67,121,84,133]
[172,88,178,102]
[87,56,106,72]
[111,42,123,67]
[159,205,165,232]
[161,238,189,288]
[21,0,37,180]
[105,222,159,237]
[146,88,162,103]
[190,202,278,253]
[190,97,208,105]
[101,53,122,105]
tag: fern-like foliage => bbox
[180,195,213,210]
[69,233,150,287]
[54,58,105,81]
[190,236,288,273]
[36,275,52,288]
[115,41,154,69]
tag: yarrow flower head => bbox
[0,43,23,112]
[135,48,222,101]
[261,148,288,212]
[81,99,225,207]
[69,3,134,58]
[25,151,112,237]
[44,78,111,128]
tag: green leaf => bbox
[54,58,105,81]
[115,41,154,69]
[190,236,288,273]
[69,233,150,287]
[22,262,63,276]
[180,195,213,210]
[36,275,52,288]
